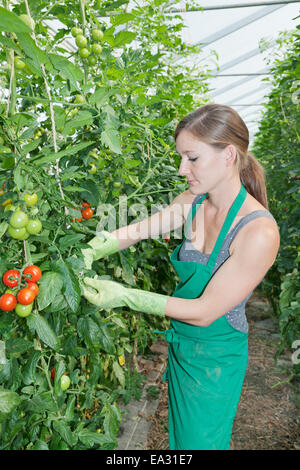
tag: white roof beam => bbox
[197,4,285,47]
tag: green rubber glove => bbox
[81,278,168,317]
[81,231,119,269]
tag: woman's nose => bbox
[178,158,190,176]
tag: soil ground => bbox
[142,289,300,450]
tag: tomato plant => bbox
[0,0,210,451]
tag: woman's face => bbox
[175,130,230,194]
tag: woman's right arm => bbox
[110,190,193,251]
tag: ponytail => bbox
[240,152,269,210]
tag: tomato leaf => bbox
[26,313,60,351]
[53,421,77,447]
[6,338,33,355]
[55,259,81,313]
[101,128,122,154]
[25,391,57,413]
[37,271,64,311]
[112,361,125,388]
[48,53,83,87]
[33,141,94,165]
[0,390,21,414]
[77,428,115,447]
[22,351,41,385]
[0,7,31,33]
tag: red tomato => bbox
[0,293,17,311]
[81,208,93,219]
[51,367,67,382]
[2,269,20,288]
[81,201,90,208]
[22,265,42,283]
[17,287,36,305]
[26,282,39,297]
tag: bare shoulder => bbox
[233,213,280,263]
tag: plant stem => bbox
[24,0,68,215]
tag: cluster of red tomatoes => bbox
[71,201,93,222]
[0,265,42,317]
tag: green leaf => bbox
[63,111,94,135]
[16,33,49,74]
[48,53,83,87]
[59,233,85,251]
[112,360,125,388]
[31,440,49,450]
[89,87,113,107]
[101,128,121,154]
[0,7,32,33]
[26,391,57,413]
[0,221,8,240]
[26,313,60,351]
[37,271,64,311]
[0,390,21,414]
[77,428,115,447]
[34,141,93,165]
[55,259,81,313]
[53,420,76,447]
[6,338,33,355]
[119,251,135,286]
[23,351,41,385]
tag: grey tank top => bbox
[178,193,277,333]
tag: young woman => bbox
[81,104,280,450]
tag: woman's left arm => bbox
[165,218,280,326]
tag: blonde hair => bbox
[174,103,268,209]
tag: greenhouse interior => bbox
[0,0,299,452]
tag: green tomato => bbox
[15,302,33,317]
[91,43,102,55]
[60,375,71,391]
[74,94,85,104]
[8,226,30,240]
[14,57,26,70]
[88,163,97,174]
[0,146,11,154]
[88,55,97,66]
[91,29,104,42]
[71,27,83,37]
[0,137,4,146]
[24,193,38,206]
[113,181,122,188]
[75,34,88,48]
[26,219,42,235]
[10,210,29,229]
[79,48,89,59]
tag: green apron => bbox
[154,183,248,450]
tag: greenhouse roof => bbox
[167,0,300,144]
